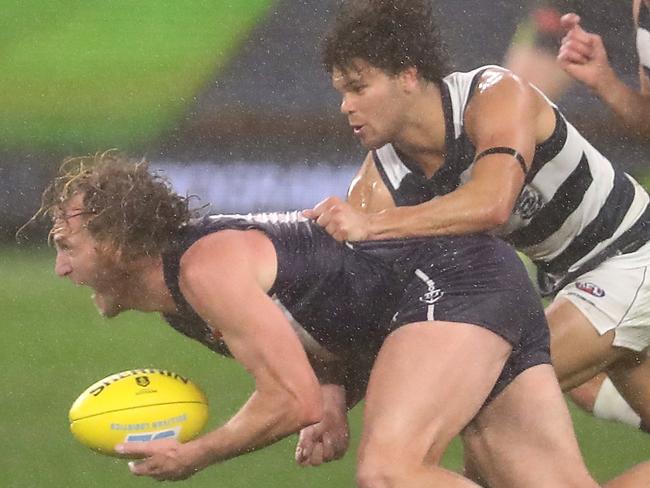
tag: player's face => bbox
[332,60,406,149]
[52,195,126,318]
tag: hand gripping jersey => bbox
[161,212,550,401]
[373,65,650,291]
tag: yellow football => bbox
[69,368,209,457]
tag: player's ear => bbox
[398,66,420,92]
[96,239,124,266]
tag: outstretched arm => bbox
[557,11,650,138]
[117,230,322,480]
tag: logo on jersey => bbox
[415,269,444,304]
[575,282,605,298]
[514,185,544,220]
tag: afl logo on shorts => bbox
[576,282,605,298]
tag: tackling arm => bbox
[307,70,538,242]
[356,70,536,240]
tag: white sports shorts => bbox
[556,241,650,352]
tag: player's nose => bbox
[54,252,72,277]
[340,95,354,114]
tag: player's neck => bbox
[123,258,177,314]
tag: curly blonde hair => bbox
[32,151,194,261]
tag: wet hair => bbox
[30,151,193,261]
[322,0,449,84]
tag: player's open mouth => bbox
[352,125,364,135]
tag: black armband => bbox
[474,146,528,175]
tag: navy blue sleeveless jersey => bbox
[161,212,550,401]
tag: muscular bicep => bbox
[216,290,318,397]
[347,152,395,213]
[462,70,545,212]
[465,69,540,170]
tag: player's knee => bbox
[356,459,448,488]
[357,440,412,488]
[356,464,399,488]
[356,451,398,488]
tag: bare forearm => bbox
[366,195,505,240]
[320,383,348,413]
[594,71,650,137]
[309,357,365,409]
[192,391,320,467]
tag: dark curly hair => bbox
[31,151,194,261]
[323,0,449,84]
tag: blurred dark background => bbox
[2,0,648,242]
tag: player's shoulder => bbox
[475,66,529,94]
[445,65,534,115]
[180,227,267,278]
[443,65,514,89]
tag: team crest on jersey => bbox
[514,186,544,219]
[416,273,444,304]
[575,282,605,298]
[135,376,150,387]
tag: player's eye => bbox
[57,241,72,252]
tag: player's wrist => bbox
[320,383,348,417]
[192,430,230,465]
[182,437,219,472]
[591,65,619,97]
[366,210,391,240]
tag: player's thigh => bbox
[463,364,597,488]
[546,297,630,389]
[359,321,511,464]
[608,351,650,427]
[549,250,650,389]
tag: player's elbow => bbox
[271,381,323,431]
[481,201,513,229]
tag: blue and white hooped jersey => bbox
[373,65,650,279]
[638,0,650,78]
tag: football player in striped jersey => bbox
[306,0,650,484]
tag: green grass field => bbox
[2,245,650,487]
[0,0,273,152]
